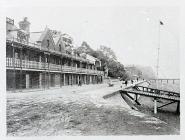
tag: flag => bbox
[160,21,164,25]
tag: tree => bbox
[99,45,117,61]
[76,41,94,54]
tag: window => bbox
[59,44,61,52]
[47,40,49,48]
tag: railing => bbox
[49,63,62,71]
[6,57,104,75]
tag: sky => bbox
[5,6,179,78]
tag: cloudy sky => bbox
[5,4,179,78]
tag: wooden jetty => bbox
[121,85,180,114]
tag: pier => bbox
[148,78,180,84]
[121,84,180,114]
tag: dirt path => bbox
[7,83,179,136]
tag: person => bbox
[137,78,138,82]
[131,80,134,84]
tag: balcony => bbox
[49,63,62,71]
[6,57,104,75]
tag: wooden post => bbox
[167,79,168,83]
[60,74,62,87]
[26,74,30,89]
[154,98,157,114]
[173,80,175,84]
[77,75,79,85]
[71,74,73,86]
[39,72,42,88]
[63,73,66,86]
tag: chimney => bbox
[18,17,30,33]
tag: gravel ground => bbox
[6,82,179,136]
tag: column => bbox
[63,73,66,86]
[39,72,42,88]
[84,75,86,84]
[154,98,157,114]
[77,75,79,85]
[48,73,50,88]
[90,75,92,84]
[71,74,73,86]
[26,74,30,89]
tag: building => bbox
[6,17,104,91]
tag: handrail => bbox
[6,57,104,75]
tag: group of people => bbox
[123,77,139,86]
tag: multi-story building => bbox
[6,17,104,91]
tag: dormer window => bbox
[59,44,61,52]
[47,40,49,48]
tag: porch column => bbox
[77,75,79,85]
[26,74,30,89]
[39,72,42,88]
[90,75,93,84]
[48,73,50,88]
[71,74,73,86]
[60,74,62,87]
[63,73,66,86]
[154,98,157,114]
[84,75,86,84]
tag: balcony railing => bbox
[50,63,62,71]
[6,58,104,75]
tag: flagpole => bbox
[156,20,161,89]
[154,20,161,114]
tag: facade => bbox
[6,17,104,91]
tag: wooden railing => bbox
[49,63,62,71]
[6,57,104,75]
